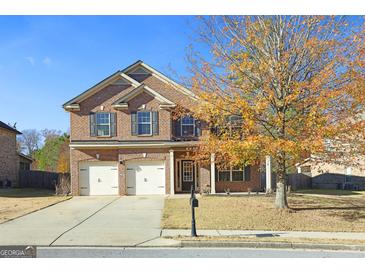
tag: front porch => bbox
[169,149,210,194]
[169,150,273,195]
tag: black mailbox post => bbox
[190,184,199,237]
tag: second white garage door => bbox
[126,161,166,195]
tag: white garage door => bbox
[79,162,119,195]
[126,161,166,195]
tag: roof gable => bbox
[122,61,197,99]
[112,84,176,110]
[63,60,196,111]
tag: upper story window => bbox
[131,111,158,136]
[90,112,116,137]
[181,116,195,137]
[210,115,243,138]
[96,113,111,136]
[137,111,152,135]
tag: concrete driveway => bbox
[0,196,165,246]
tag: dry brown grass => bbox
[169,235,365,245]
[0,188,71,223]
[162,193,365,232]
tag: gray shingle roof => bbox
[0,120,22,134]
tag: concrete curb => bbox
[181,240,365,251]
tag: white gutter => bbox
[69,141,200,149]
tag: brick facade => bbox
[215,164,262,193]
[66,62,262,195]
[0,128,19,186]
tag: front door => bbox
[181,160,195,192]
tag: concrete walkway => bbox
[162,229,365,240]
[0,196,165,246]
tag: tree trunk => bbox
[275,154,288,209]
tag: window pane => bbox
[96,113,110,124]
[181,116,194,125]
[218,171,230,182]
[138,112,151,123]
[138,124,151,135]
[182,125,194,136]
[232,171,244,181]
[137,112,151,135]
[183,161,193,182]
[97,125,110,136]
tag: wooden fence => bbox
[261,172,312,191]
[19,171,71,194]
[288,173,312,190]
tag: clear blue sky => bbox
[0,16,197,132]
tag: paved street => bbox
[37,247,365,258]
[0,196,165,246]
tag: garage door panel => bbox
[79,162,118,196]
[126,161,165,195]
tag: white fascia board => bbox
[112,103,129,110]
[113,84,176,106]
[64,73,140,108]
[64,104,80,111]
[119,73,141,87]
[123,62,198,101]
[140,63,198,101]
[143,86,175,105]
[69,141,199,149]
[63,73,121,107]
[159,104,176,109]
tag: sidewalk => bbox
[161,229,365,240]
[157,229,365,251]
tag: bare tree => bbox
[41,129,62,142]
[17,129,41,156]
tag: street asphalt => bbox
[37,247,365,258]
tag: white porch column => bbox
[169,150,175,195]
[265,155,272,193]
[210,153,216,194]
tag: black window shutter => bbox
[173,119,181,137]
[215,167,218,182]
[152,111,159,135]
[110,113,117,137]
[195,119,201,137]
[90,112,96,137]
[131,112,137,136]
[244,165,251,181]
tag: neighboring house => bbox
[297,157,365,190]
[63,60,262,196]
[0,120,22,187]
[19,153,33,171]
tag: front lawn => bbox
[0,188,71,223]
[162,193,365,232]
[294,189,365,196]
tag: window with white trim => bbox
[218,165,246,182]
[96,113,111,136]
[182,161,194,182]
[181,116,195,137]
[228,115,243,137]
[137,111,152,135]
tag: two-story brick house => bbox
[63,61,262,195]
[0,121,22,187]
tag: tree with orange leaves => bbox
[188,16,365,208]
